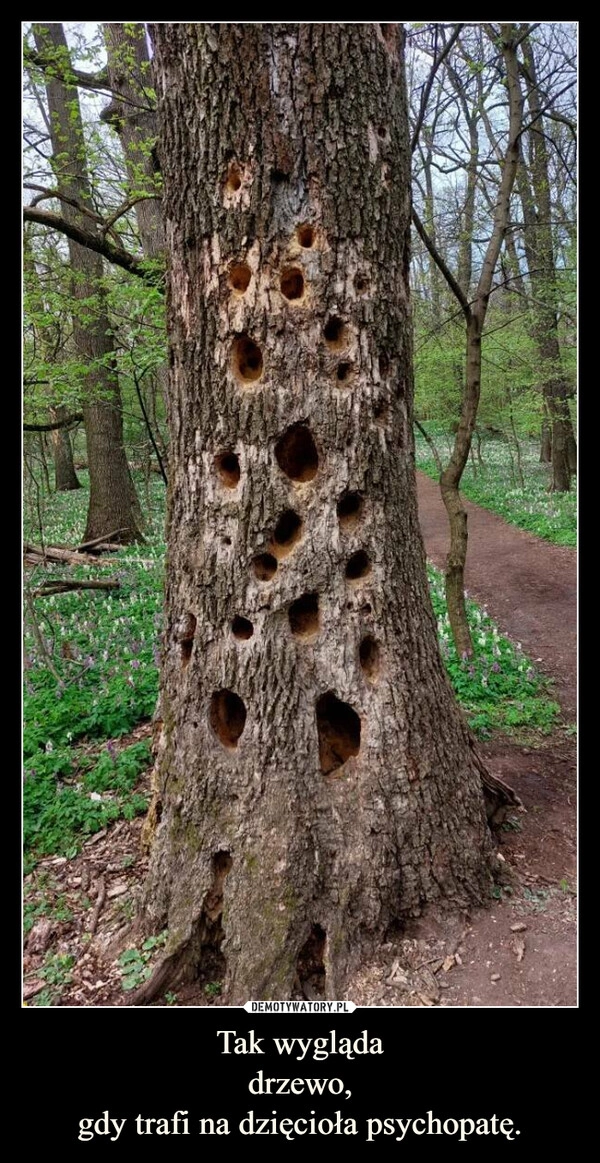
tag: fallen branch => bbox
[89,875,107,939]
[24,543,109,567]
[76,529,126,553]
[33,579,120,597]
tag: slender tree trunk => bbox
[137,22,497,1003]
[50,406,81,491]
[540,409,552,462]
[518,34,576,492]
[32,23,143,543]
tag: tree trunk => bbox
[139,22,496,1004]
[518,34,576,493]
[33,23,143,543]
[540,411,552,463]
[51,406,81,491]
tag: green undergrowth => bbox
[23,473,559,867]
[415,427,576,547]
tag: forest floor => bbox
[23,475,577,1008]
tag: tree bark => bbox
[518,33,576,492]
[32,23,143,543]
[139,22,497,1004]
[50,406,81,491]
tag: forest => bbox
[22,22,576,1009]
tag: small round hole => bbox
[337,491,364,528]
[354,274,368,293]
[324,316,347,349]
[377,126,386,139]
[215,451,240,488]
[345,550,371,581]
[229,263,251,293]
[297,224,315,248]
[280,267,305,301]
[232,616,254,640]
[252,553,277,581]
[225,161,243,193]
[273,509,302,553]
[232,334,263,383]
[336,361,353,385]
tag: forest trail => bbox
[416,471,577,717]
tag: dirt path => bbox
[416,471,577,717]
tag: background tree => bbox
[410,22,523,657]
[26,22,145,542]
[135,22,506,1004]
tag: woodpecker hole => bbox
[335,361,354,386]
[232,334,263,383]
[209,689,246,749]
[345,550,372,581]
[273,509,302,555]
[229,263,251,293]
[296,925,326,998]
[232,616,253,640]
[225,161,242,193]
[289,592,319,638]
[280,267,305,301]
[297,223,315,248]
[179,613,196,668]
[337,491,364,529]
[252,553,278,581]
[275,424,319,482]
[324,316,348,350]
[215,451,240,488]
[316,691,361,775]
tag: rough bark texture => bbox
[33,23,143,543]
[51,405,81,491]
[518,34,576,492]
[102,23,164,260]
[141,22,496,1003]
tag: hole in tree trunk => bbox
[275,424,319,482]
[252,553,278,581]
[324,316,348,349]
[297,223,315,248]
[178,613,196,668]
[229,263,251,293]
[273,509,302,554]
[335,361,354,386]
[354,273,368,293]
[232,334,263,383]
[316,691,361,774]
[225,161,242,193]
[215,451,240,488]
[280,267,305,301]
[337,491,364,528]
[345,550,371,580]
[359,635,380,681]
[232,616,253,640]
[289,592,319,638]
[209,690,247,748]
[296,924,326,999]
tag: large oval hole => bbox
[289,592,319,638]
[316,691,361,775]
[209,689,247,749]
[232,334,263,384]
[275,424,319,482]
[273,509,302,555]
[345,550,371,581]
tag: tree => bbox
[28,23,144,543]
[410,23,523,657]
[135,23,509,1004]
